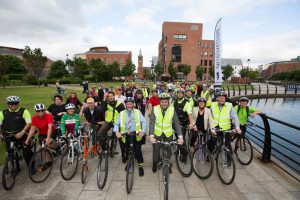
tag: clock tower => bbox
[138,49,144,80]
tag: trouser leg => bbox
[152,143,160,168]
[133,140,143,164]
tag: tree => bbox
[209,66,215,79]
[0,55,11,88]
[195,65,204,80]
[239,68,249,78]
[248,70,260,79]
[6,55,27,74]
[89,58,107,82]
[49,60,68,78]
[222,64,234,80]
[181,64,191,79]
[73,57,89,79]
[121,60,135,79]
[23,46,47,87]
[154,63,164,78]
[168,62,177,81]
[110,60,121,78]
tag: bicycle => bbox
[210,129,236,185]
[29,135,68,183]
[1,134,23,190]
[232,123,254,165]
[59,130,82,180]
[192,131,214,179]
[96,130,117,189]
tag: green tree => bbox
[222,64,234,80]
[168,62,177,81]
[73,57,89,79]
[0,55,11,88]
[143,68,152,80]
[121,60,135,79]
[181,64,191,79]
[110,60,121,78]
[239,68,249,78]
[5,55,27,74]
[195,65,204,80]
[209,66,215,79]
[49,60,68,78]
[89,58,107,82]
[248,70,260,79]
[154,63,164,78]
[23,46,47,87]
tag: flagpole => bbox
[214,17,222,88]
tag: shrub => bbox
[8,74,27,80]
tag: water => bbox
[246,98,300,175]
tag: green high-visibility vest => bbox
[105,101,121,123]
[142,88,149,98]
[120,109,142,142]
[153,105,174,138]
[201,90,212,107]
[211,102,232,131]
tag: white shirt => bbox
[115,95,126,105]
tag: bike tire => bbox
[81,162,88,184]
[235,136,253,165]
[175,145,193,177]
[29,149,53,183]
[163,164,169,200]
[110,136,117,158]
[184,129,190,150]
[97,152,108,189]
[2,157,16,190]
[126,154,135,194]
[192,146,214,179]
[216,147,236,185]
[60,147,79,180]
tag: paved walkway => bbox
[0,139,299,200]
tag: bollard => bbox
[275,85,277,94]
[233,85,236,96]
[267,85,269,94]
[227,87,230,97]
[295,87,297,94]
[285,85,287,94]
[245,85,247,95]
[251,85,254,95]
[259,85,261,94]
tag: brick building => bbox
[137,49,144,79]
[75,47,132,68]
[0,46,52,78]
[261,57,300,79]
[158,22,214,81]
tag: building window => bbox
[204,52,208,57]
[204,60,207,66]
[171,45,181,62]
[177,73,185,80]
[209,52,213,57]
[209,60,212,66]
[173,34,187,40]
[204,67,207,73]
[210,44,213,48]
[120,58,124,64]
[200,60,203,66]
[178,64,185,72]
[198,41,201,47]
[200,52,203,56]
[114,58,117,62]
[205,44,208,48]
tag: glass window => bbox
[198,41,201,47]
[209,60,212,66]
[210,44,213,48]
[204,60,207,66]
[204,52,208,56]
[205,44,208,48]
[120,58,124,63]
[200,60,203,65]
[174,34,187,40]
[204,67,207,73]
[209,52,213,57]
[171,45,181,62]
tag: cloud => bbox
[223,30,300,66]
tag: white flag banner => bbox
[214,18,222,86]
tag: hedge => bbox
[8,74,27,80]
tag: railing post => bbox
[285,85,287,94]
[227,86,230,97]
[295,87,297,94]
[259,85,261,94]
[251,85,254,95]
[245,85,247,95]
[233,85,236,96]
[238,85,241,96]
[267,85,269,94]
[260,114,271,162]
[275,85,277,94]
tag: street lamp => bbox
[247,58,250,68]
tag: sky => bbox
[0,0,300,68]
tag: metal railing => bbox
[246,113,300,179]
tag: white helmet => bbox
[34,103,45,111]
[65,103,75,110]
[6,96,20,103]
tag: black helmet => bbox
[197,97,207,103]
[124,97,135,103]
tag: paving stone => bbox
[128,188,160,200]
[183,174,209,198]
[243,193,274,200]
[77,190,107,200]
[262,181,298,200]
[45,182,84,200]
[234,169,266,193]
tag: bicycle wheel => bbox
[235,136,253,165]
[97,152,108,189]
[110,136,118,158]
[184,129,190,150]
[175,146,193,177]
[2,157,16,190]
[126,154,135,194]
[216,147,235,185]
[81,162,88,184]
[162,164,169,200]
[192,146,214,179]
[29,149,53,183]
[60,147,79,180]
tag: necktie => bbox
[127,111,132,132]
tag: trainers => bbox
[121,154,127,164]
[139,167,144,177]
[152,165,157,173]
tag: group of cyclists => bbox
[0,80,262,191]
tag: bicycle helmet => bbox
[65,103,75,110]
[159,93,170,100]
[176,88,185,94]
[6,96,20,103]
[239,97,249,102]
[185,88,192,93]
[124,97,135,103]
[197,97,207,103]
[218,91,227,97]
[34,103,45,111]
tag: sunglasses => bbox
[8,102,19,106]
[36,110,45,113]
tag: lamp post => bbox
[247,58,250,68]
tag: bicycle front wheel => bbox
[163,164,169,200]
[126,154,135,194]
[97,152,108,189]
[2,157,16,190]
[192,146,214,179]
[175,145,193,177]
[60,147,79,180]
[216,147,235,185]
[81,162,88,184]
[110,136,118,158]
[29,149,53,183]
[235,136,253,165]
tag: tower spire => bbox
[138,49,143,57]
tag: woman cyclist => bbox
[60,103,81,136]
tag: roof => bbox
[138,49,142,57]
[85,51,131,54]
[221,58,243,66]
